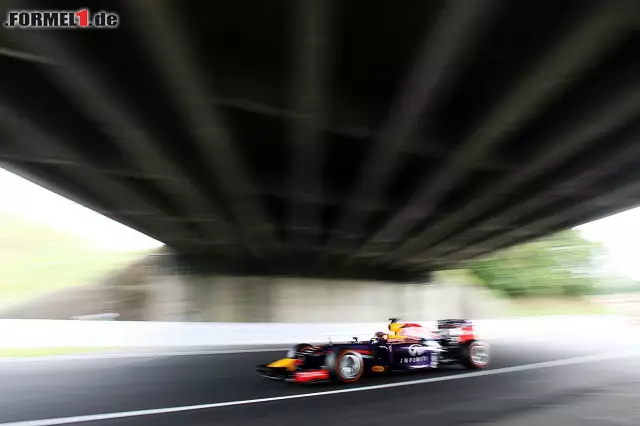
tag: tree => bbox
[467,230,605,298]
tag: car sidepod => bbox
[390,340,443,370]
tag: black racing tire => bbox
[460,340,491,369]
[334,350,364,383]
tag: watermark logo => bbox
[4,9,119,29]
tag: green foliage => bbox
[467,230,605,298]
[589,276,640,295]
[0,212,146,305]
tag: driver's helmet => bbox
[374,331,388,340]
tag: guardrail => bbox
[0,315,630,348]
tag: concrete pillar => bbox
[231,276,272,322]
[270,278,309,322]
[132,270,506,322]
[145,272,192,321]
[183,275,212,321]
[207,277,240,322]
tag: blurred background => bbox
[1,1,640,425]
[2,162,640,341]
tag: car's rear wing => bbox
[436,319,475,343]
[437,319,473,329]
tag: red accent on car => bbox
[458,325,476,343]
[294,370,330,382]
[354,350,372,355]
[401,323,423,328]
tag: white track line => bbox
[0,348,288,363]
[2,350,639,426]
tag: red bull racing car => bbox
[257,318,491,383]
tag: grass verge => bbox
[0,211,149,306]
[0,347,111,358]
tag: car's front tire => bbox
[334,350,364,383]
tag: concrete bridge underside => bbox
[1,0,639,281]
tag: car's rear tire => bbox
[460,341,491,369]
[334,350,364,383]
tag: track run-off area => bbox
[1,334,640,426]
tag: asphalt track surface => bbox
[1,339,640,426]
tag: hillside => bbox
[0,211,147,307]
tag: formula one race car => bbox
[256,318,491,384]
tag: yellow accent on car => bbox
[388,322,415,339]
[267,358,298,371]
[371,365,385,372]
[389,322,402,330]
[389,322,404,336]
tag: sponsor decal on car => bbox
[371,365,385,372]
[399,356,429,364]
[408,344,429,356]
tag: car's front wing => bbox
[256,364,331,383]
